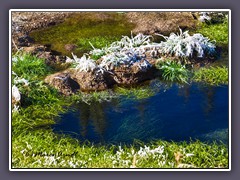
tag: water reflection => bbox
[53,83,228,144]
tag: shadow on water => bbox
[52,80,229,145]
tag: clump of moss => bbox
[193,66,228,85]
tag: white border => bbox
[9,9,231,172]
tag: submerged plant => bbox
[115,86,156,100]
[156,28,216,58]
[193,66,228,85]
[156,60,189,83]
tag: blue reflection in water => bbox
[52,82,228,145]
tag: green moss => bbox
[30,12,135,57]
[193,18,229,48]
[193,66,228,85]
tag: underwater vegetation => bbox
[30,12,135,57]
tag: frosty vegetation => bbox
[66,29,216,74]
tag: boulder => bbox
[44,71,80,95]
[111,60,156,85]
[72,69,115,91]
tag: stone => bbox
[72,69,115,91]
[44,71,80,95]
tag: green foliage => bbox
[12,129,228,168]
[195,17,228,48]
[12,54,61,107]
[193,66,228,85]
[12,54,52,81]
[156,60,189,83]
[77,36,119,59]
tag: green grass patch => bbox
[194,18,228,48]
[12,54,52,81]
[77,36,119,57]
[12,129,228,168]
[156,60,189,84]
[193,66,228,85]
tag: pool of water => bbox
[52,81,229,145]
[29,12,135,57]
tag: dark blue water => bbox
[52,82,229,145]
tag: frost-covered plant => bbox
[108,33,152,52]
[88,42,106,60]
[89,33,151,61]
[99,48,146,71]
[68,53,98,72]
[12,71,29,87]
[156,28,216,58]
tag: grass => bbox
[194,17,228,48]
[77,36,119,59]
[156,60,189,84]
[193,66,228,86]
[11,47,228,169]
[12,127,228,168]
[12,54,52,81]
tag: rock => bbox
[44,71,80,95]
[72,69,115,91]
[126,12,197,35]
[64,44,78,52]
[17,35,34,47]
[111,60,156,85]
